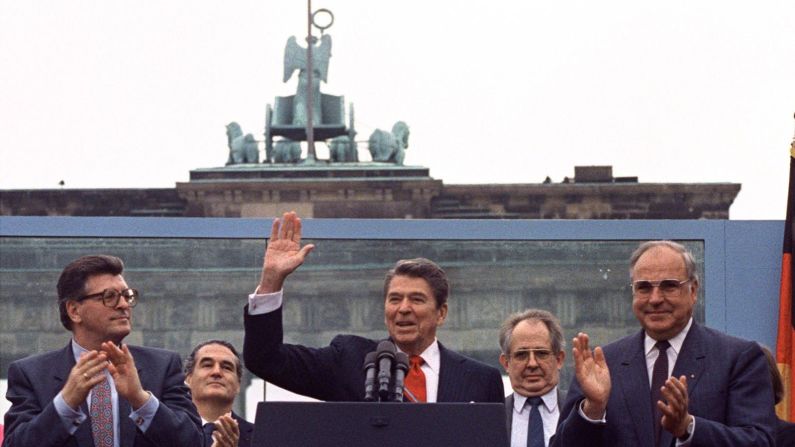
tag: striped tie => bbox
[404,355,427,402]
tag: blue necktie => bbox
[203,422,215,447]
[527,396,544,447]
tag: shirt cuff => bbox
[577,399,607,423]
[129,392,159,433]
[675,417,695,446]
[248,289,283,315]
[53,392,87,434]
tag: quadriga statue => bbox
[368,121,409,165]
[273,139,302,163]
[329,136,358,162]
[225,122,259,165]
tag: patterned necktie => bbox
[651,340,670,447]
[404,355,427,402]
[90,378,113,447]
[526,396,544,447]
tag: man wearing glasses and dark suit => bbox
[499,309,565,447]
[552,240,777,447]
[3,255,202,447]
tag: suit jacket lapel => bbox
[505,393,514,434]
[53,343,95,447]
[665,323,706,447]
[233,412,254,444]
[616,331,656,446]
[436,342,465,402]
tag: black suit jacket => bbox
[552,323,776,447]
[3,343,203,447]
[233,412,254,447]
[243,306,504,402]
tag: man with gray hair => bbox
[553,240,776,447]
[499,309,565,447]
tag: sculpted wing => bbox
[283,36,307,83]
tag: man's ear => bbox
[499,353,510,372]
[66,300,81,325]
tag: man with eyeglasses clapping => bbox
[552,240,776,447]
[499,309,566,447]
[3,255,202,447]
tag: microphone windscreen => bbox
[363,351,377,369]
[395,352,409,371]
[376,340,396,359]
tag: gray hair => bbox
[499,308,564,355]
[629,240,699,284]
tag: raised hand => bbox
[659,375,692,439]
[101,342,150,409]
[572,332,611,419]
[210,413,240,447]
[257,211,315,293]
[61,350,109,410]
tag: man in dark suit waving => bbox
[243,211,504,403]
[3,255,202,447]
[552,240,776,446]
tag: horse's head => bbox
[226,122,243,142]
[392,121,410,148]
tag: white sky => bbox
[1,1,793,219]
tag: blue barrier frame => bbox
[0,216,784,349]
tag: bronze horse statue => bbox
[225,122,259,165]
[368,121,409,165]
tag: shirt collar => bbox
[397,338,440,374]
[644,317,693,357]
[513,386,558,413]
[70,338,89,362]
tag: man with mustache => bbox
[499,309,565,447]
[3,255,202,446]
[552,241,777,446]
[242,211,504,403]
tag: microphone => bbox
[363,352,378,402]
[391,352,409,402]
[376,341,396,402]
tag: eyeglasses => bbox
[78,288,139,308]
[631,279,691,296]
[509,349,554,363]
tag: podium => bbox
[252,401,509,447]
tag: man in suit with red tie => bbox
[552,241,777,446]
[3,255,202,446]
[242,211,504,403]
[184,340,254,447]
[499,309,565,447]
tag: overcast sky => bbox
[1,1,793,219]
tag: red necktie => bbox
[404,355,427,402]
[90,378,113,447]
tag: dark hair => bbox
[629,240,700,284]
[184,340,243,382]
[57,255,124,330]
[499,308,565,355]
[383,258,449,308]
[760,345,784,405]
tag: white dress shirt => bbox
[510,387,559,447]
